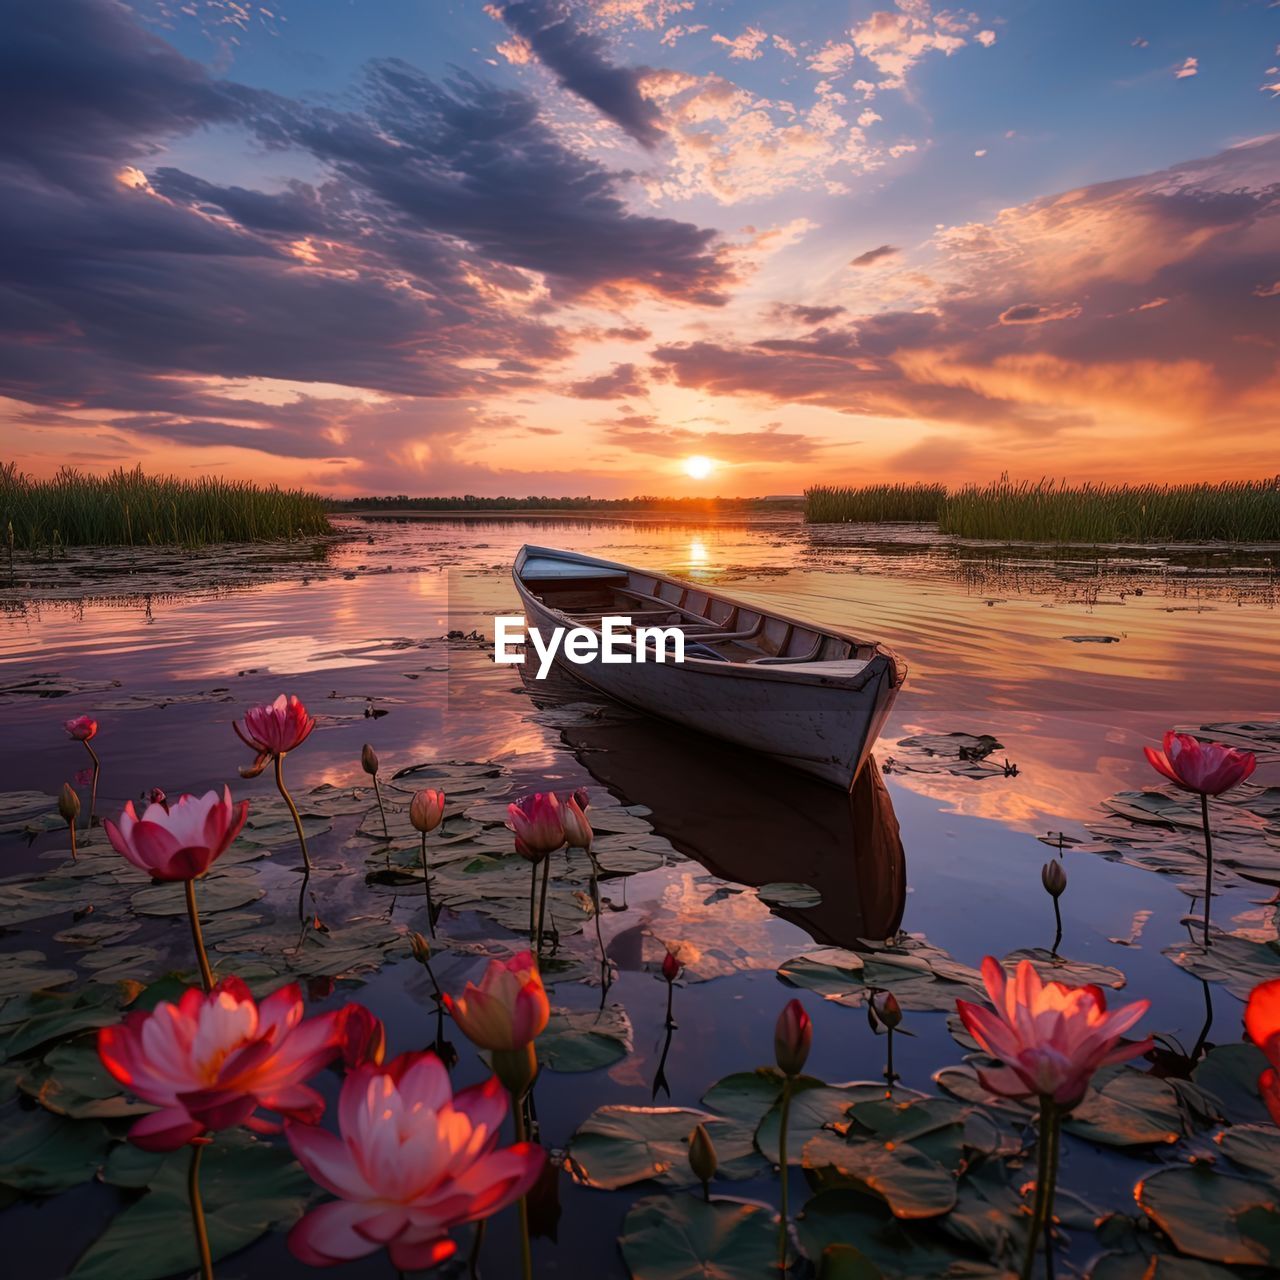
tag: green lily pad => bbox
[1217,1125,1280,1183]
[1136,1163,1280,1266]
[540,1005,634,1073]
[17,1040,155,1120]
[756,1084,890,1166]
[619,1193,777,1280]
[1002,947,1128,989]
[0,986,131,1061]
[1164,932,1280,1000]
[1089,1253,1242,1279]
[72,1131,311,1280]
[779,940,984,1013]
[0,951,77,998]
[1192,1042,1272,1125]
[802,1132,958,1218]
[0,1106,111,1194]
[567,1106,763,1190]
[1064,1071,1187,1147]
[758,882,823,908]
[131,872,264,917]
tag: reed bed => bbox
[939,478,1280,543]
[1,464,332,549]
[803,483,948,523]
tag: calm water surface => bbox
[2,515,1277,1277]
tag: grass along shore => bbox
[1,465,332,550]
[805,478,1280,543]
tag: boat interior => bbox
[519,552,873,667]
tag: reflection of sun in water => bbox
[689,539,707,565]
[683,455,715,480]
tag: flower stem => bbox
[1200,792,1214,949]
[373,775,389,839]
[777,1075,793,1271]
[510,1091,534,1280]
[68,820,78,862]
[1051,897,1063,958]
[885,1026,895,1093]
[188,1140,214,1280]
[420,832,436,937]
[1020,1096,1058,1280]
[274,753,312,875]
[536,857,550,955]
[665,977,674,1028]
[185,878,214,993]
[468,1217,487,1278]
[528,859,538,945]
[84,741,100,828]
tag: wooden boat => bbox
[512,544,907,789]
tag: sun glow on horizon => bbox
[683,455,716,480]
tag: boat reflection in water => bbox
[548,689,907,949]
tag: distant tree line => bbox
[332,494,802,512]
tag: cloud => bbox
[650,138,1280,435]
[603,414,825,461]
[849,1,977,92]
[660,24,706,47]
[998,303,1082,325]
[0,0,734,470]
[1174,57,1199,79]
[851,244,901,267]
[711,28,769,61]
[772,304,849,324]
[567,362,648,398]
[498,0,665,146]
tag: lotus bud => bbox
[58,782,80,824]
[409,931,432,966]
[561,796,593,851]
[147,787,167,807]
[662,949,681,983]
[409,788,445,833]
[572,787,590,810]
[1041,859,1067,898]
[774,998,812,1077]
[688,1123,717,1186]
[360,743,379,776]
[872,991,902,1030]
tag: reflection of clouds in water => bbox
[641,870,798,981]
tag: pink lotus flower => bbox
[64,714,98,741]
[286,1051,544,1271]
[561,795,592,851]
[104,787,248,881]
[235,694,316,774]
[1245,978,1280,1125]
[410,788,446,834]
[956,957,1151,1108]
[507,793,565,858]
[97,978,348,1150]
[1144,731,1257,795]
[443,950,549,1052]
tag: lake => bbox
[2,514,1278,1278]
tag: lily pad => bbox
[1002,947,1128,989]
[0,1106,111,1194]
[758,882,823,908]
[1217,1125,1280,1183]
[1135,1163,1280,1266]
[779,939,984,1012]
[0,951,77,998]
[567,1106,763,1190]
[540,1005,634,1073]
[131,872,264,917]
[1191,1042,1273,1125]
[72,1131,311,1280]
[620,1193,777,1280]
[1063,1071,1187,1147]
[17,1040,155,1120]
[802,1132,958,1219]
[0,986,131,1061]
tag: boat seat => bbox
[612,586,765,642]
[749,636,826,665]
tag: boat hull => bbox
[514,567,901,789]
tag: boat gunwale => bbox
[513,543,907,689]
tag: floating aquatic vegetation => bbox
[885,731,1016,780]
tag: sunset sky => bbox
[3,0,1278,496]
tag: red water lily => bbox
[64,714,98,741]
[234,693,316,774]
[98,978,348,1150]
[1144,730,1257,795]
[1245,978,1280,1125]
[507,792,565,857]
[957,957,1151,1108]
[286,1051,544,1271]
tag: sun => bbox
[683,455,715,480]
